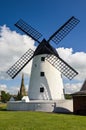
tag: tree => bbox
[65,94,72,99]
[1,91,11,103]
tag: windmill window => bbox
[41,57,45,61]
[34,64,37,67]
[40,72,45,76]
[40,87,44,92]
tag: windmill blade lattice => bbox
[45,55,78,80]
[15,19,42,43]
[48,16,80,45]
[7,49,34,79]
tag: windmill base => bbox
[7,100,73,113]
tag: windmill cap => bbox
[34,39,59,56]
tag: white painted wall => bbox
[29,54,64,100]
[7,101,55,112]
[7,100,73,113]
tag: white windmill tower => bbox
[7,16,79,101]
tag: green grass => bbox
[0,104,86,130]
[0,103,7,111]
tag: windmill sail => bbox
[45,55,78,80]
[7,49,34,79]
[15,19,42,43]
[48,16,80,45]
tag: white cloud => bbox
[0,83,20,95]
[0,84,7,92]
[7,86,20,95]
[64,82,83,94]
[0,25,35,79]
[57,47,86,81]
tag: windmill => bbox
[7,16,79,100]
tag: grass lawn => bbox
[0,103,7,111]
[0,103,86,130]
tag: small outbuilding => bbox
[72,80,86,115]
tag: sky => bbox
[0,0,86,94]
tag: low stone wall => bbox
[7,101,55,112]
[7,100,73,113]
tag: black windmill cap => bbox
[34,39,59,56]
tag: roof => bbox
[72,79,86,96]
[80,79,86,91]
[34,39,59,56]
[72,91,86,96]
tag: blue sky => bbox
[0,0,86,51]
[0,0,86,94]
